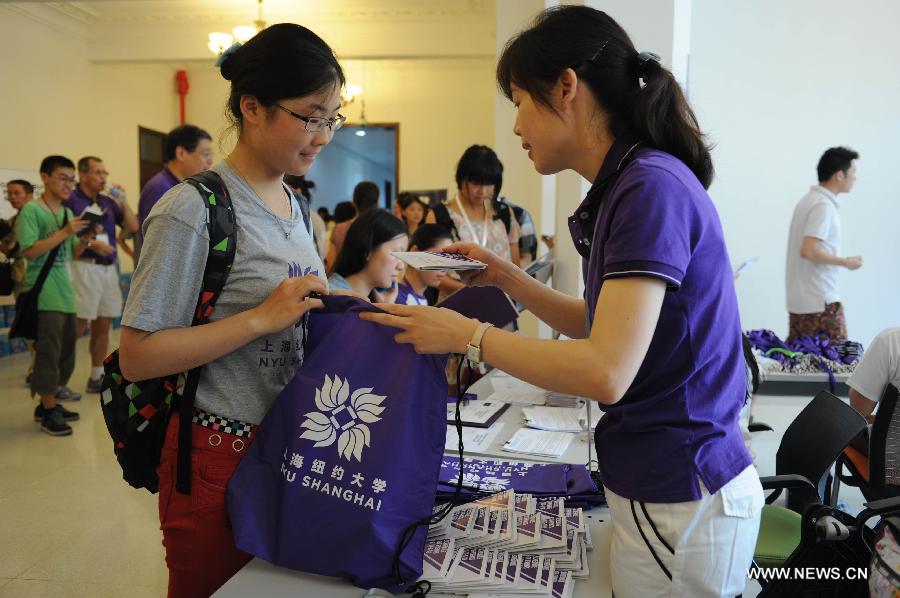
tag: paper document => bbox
[502,428,575,458]
[733,257,759,276]
[80,204,105,228]
[488,373,548,405]
[392,251,487,271]
[521,406,583,433]
[488,388,548,406]
[445,423,505,453]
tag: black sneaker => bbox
[34,403,79,422]
[55,386,82,402]
[40,407,73,437]
[86,374,104,394]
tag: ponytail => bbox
[497,5,714,188]
[629,57,714,188]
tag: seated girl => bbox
[397,224,453,306]
[397,192,429,236]
[327,208,407,302]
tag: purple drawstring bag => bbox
[226,295,449,591]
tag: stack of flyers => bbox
[423,492,589,596]
[392,251,488,271]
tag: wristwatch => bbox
[466,322,494,364]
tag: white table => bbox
[216,510,612,597]
[216,371,611,597]
[446,371,596,465]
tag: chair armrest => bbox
[863,496,900,514]
[855,496,900,528]
[760,474,817,505]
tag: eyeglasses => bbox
[275,104,346,133]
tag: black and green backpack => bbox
[100,171,236,495]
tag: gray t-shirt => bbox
[122,161,325,424]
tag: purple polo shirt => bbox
[64,185,123,264]
[570,138,750,503]
[138,167,179,232]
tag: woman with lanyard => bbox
[363,6,762,596]
[441,145,521,264]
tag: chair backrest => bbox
[870,384,900,498]
[776,391,867,512]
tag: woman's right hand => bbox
[251,275,327,335]
[441,242,517,290]
[64,217,90,237]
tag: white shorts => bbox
[72,260,123,321]
[605,465,764,597]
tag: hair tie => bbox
[636,51,661,78]
[214,42,243,68]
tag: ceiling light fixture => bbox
[341,83,363,104]
[209,0,267,56]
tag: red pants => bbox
[157,414,254,597]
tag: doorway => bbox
[307,123,399,214]
[138,126,166,189]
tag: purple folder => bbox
[438,286,518,329]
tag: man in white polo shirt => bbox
[785,146,863,341]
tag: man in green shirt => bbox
[17,156,91,436]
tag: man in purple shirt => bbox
[135,124,213,264]
[65,156,139,392]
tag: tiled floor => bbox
[0,331,868,597]
[0,330,167,597]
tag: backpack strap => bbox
[175,170,237,494]
[493,199,512,235]
[289,187,313,236]
[31,211,69,300]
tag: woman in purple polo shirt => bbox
[363,6,762,596]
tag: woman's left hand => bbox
[359,303,478,354]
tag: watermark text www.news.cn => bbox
[748,567,868,582]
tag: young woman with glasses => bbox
[118,24,342,597]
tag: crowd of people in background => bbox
[1,127,884,443]
[0,10,894,597]
[0,120,542,440]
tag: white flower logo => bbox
[299,375,386,462]
[462,472,510,492]
[479,477,510,491]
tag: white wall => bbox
[0,6,178,272]
[690,0,900,346]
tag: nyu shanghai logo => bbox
[299,375,386,462]
[288,262,319,329]
[288,262,318,279]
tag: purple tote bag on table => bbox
[227,295,449,591]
